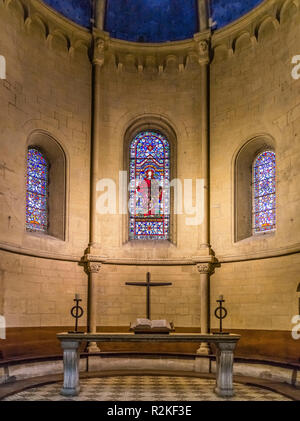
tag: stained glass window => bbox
[253,151,276,234]
[129,131,170,240]
[26,148,48,232]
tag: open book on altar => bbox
[130,318,175,334]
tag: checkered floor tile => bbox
[2,376,291,401]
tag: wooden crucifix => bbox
[125,272,172,320]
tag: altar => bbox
[57,332,240,398]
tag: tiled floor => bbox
[2,376,292,401]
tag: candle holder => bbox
[213,296,229,335]
[68,296,84,334]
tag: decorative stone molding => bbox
[85,262,102,274]
[197,263,215,275]
[4,0,299,67]
[211,0,300,62]
[100,31,207,74]
[93,38,106,66]
[198,40,208,54]
[197,40,209,64]
[193,30,211,65]
[3,0,91,58]
[4,237,300,265]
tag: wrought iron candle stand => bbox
[68,295,84,334]
[213,295,229,335]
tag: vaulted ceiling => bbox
[43,0,264,42]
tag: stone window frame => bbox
[25,130,67,241]
[252,149,276,237]
[123,116,177,246]
[26,146,49,233]
[234,134,276,242]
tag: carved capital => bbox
[197,40,210,64]
[199,40,208,54]
[197,263,214,275]
[93,38,105,66]
[85,262,101,274]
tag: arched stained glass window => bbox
[129,131,170,240]
[26,148,49,232]
[253,151,276,234]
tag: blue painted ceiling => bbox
[43,0,92,28]
[43,0,264,41]
[211,0,263,30]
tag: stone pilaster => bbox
[85,261,102,353]
[196,262,214,354]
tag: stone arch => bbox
[26,130,67,241]
[256,16,279,43]
[5,0,26,25]
[123,115,178,245]
[212,44,229,63]
[233,32,254,54]
[70,39,90,62]
[279,0,299,23]
[234,134,276,242]
[25,15,48,40]
[47,30,70,54]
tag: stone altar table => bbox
[57,332,240,398]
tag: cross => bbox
[125,272,172,320]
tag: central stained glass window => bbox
[129,131,170,240]
[253,150,276,234]
[26,148,49,233]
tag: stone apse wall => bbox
[210,0,300,362]
[0,0,91,357]
[0,0,299,363]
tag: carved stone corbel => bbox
[197,40,210,65]
[85,262,101,274]
[93,38,105,67]
[197,262,215,275]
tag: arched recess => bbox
[26,130,66,240]
[123,116,177,245]
[234,134,276,242]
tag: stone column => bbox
[198,39,210,253]
[95,0,107,31]
[197,0,210,32]
[86,262,101,352]
[89,3,107,248]
[197,263,214,354]
[194,35,213,355]
[197,3,210,247]
[214,342,237,397]
[60,340,81,396]
[85,35,106,353]
[89,38,105,248]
